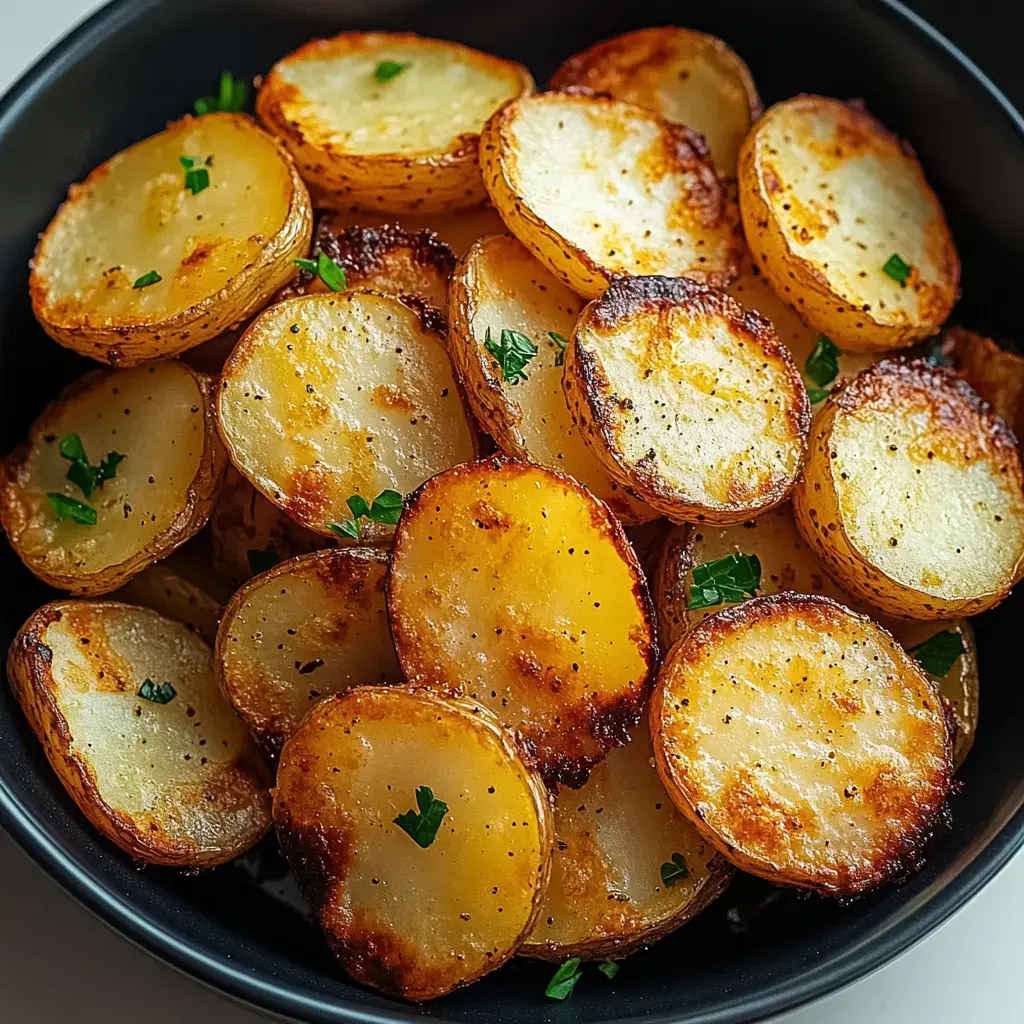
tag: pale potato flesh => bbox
[217,548,401,754]
[112,562,223,646]
[522,720,727,959]
[653,596,951,893]
[1,362,214,592]
[387,458,655,789]
[449,234,655,522]
[273,687,551,1000]
[217,292,476,537]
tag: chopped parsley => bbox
[133,269,161,289]
[59,433,124,500]
[246,548,280,575]
[393,785,447,848]
[882,252,911,286]
[545,957,583,1001]
[598,962,620,980]
[909,630,965,677]
[329,489,403,541]
[485,327,537,384]
[689,552,761,610]
[374,60,410,84]
[549,331,569,367]
[138,679,177,704]
[179,155,210,195]
[806,386,831,405]
[660,853,690,887]
[294,252,347,292]
[194,71,248,115]
[47,493,97,525]
[805,334,842,389]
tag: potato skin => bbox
[792,359,1024,618]
[941,326,1024,438]
[29,113,312,365]
[0,364,226,596]
[257,32,534,214]
[738,96,959,352]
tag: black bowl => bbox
[2,1,1023,1022]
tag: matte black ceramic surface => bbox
[1,2,1022,1022]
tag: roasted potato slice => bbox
[550,27,761,178]
[257,32,533,214]
[7,601,272,866]
[521,719,729,961]
[112,562,223,646]
[217,548,401,756]
[217,291,477,539]
[480,90,742,299]
[0,362,225,595]
[940,326,1024,437]
[565,276,810,524]
[29,113,312,365]
[274,686,553,1001]
[387,457,655,788]
[738,95,958,352]
[276,217,455,310]
[447,234,655,523]
[651,594,953,894]
[792,359,1024,618]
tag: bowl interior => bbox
[1,1,1023,1022]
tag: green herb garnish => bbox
[393,785,448,848]
[138,679,177,704]
[133,270,162,289]
[689,553,761,610]
[293,252,347,292]
[598,962,620,980]
[549,331,569,367]
[909,630,965,677]
[47,493,97,525]
[58,434,124,500]
[328,489,403,541]
[374,60,410,84]
[882,252,911,286]
[246,548,280,575]
[545,957,583,1001]
[194,71,248,115]
[806,386,830,405]
[485,327,537,384]
[805,334,842,389]
[179,155,210,195]
[660,853,690,887]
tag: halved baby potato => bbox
[447,234,655,523]
[651,594,953,895]
[112,561,223,646]
[30,112,312,365]
[565,276,810,524]
[792,359,1024,618]
[273,686,553,1001]
[257,32,534,214]
[0,362,225,596]
[520,719,730,961]
[217,291,477,539]
[550,27,761,178]
[387,456,656,789]
[217,547,401,756]
[738,95,959,351]
[480,90,743,299]
[7,601,272,867]
[940,326,1024,437]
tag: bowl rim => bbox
[2,0,1024,1022]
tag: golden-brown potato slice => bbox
[273,686,552,1000]
[792,359,1024,618]
[216,548,401,756]
[257,32,533,214]
[447,234,655,523]
[30,113,312,365]
[940,326,1024,437]
[652,594,952,895]
[7,600,271,866]
[565,276,810,524]
[112,562,223,646]
[480,90,742,299]
[276,217,455,310]
[550,27,761,178]
[0,362,225,596]
[387,456,656,789]
[738,96,958,352]
[521,720,729,960]
[217,291,477,539]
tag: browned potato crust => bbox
[652,594,953,894]
[216,547,401,756]
[387,456,656,789]
[550,27,761,178]
[738,96,959,352]
[257,32,534,214]
[940,326,1024,438]
[0,362,225,595]
[7,601,272,866]
[273,686,553,1001]
[30,113,312,365]
[520,720,730,960]
[565,276,810,523]
[480,90,743,299]
[792,359,1024,618]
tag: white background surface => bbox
[1,2,1021,1022]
